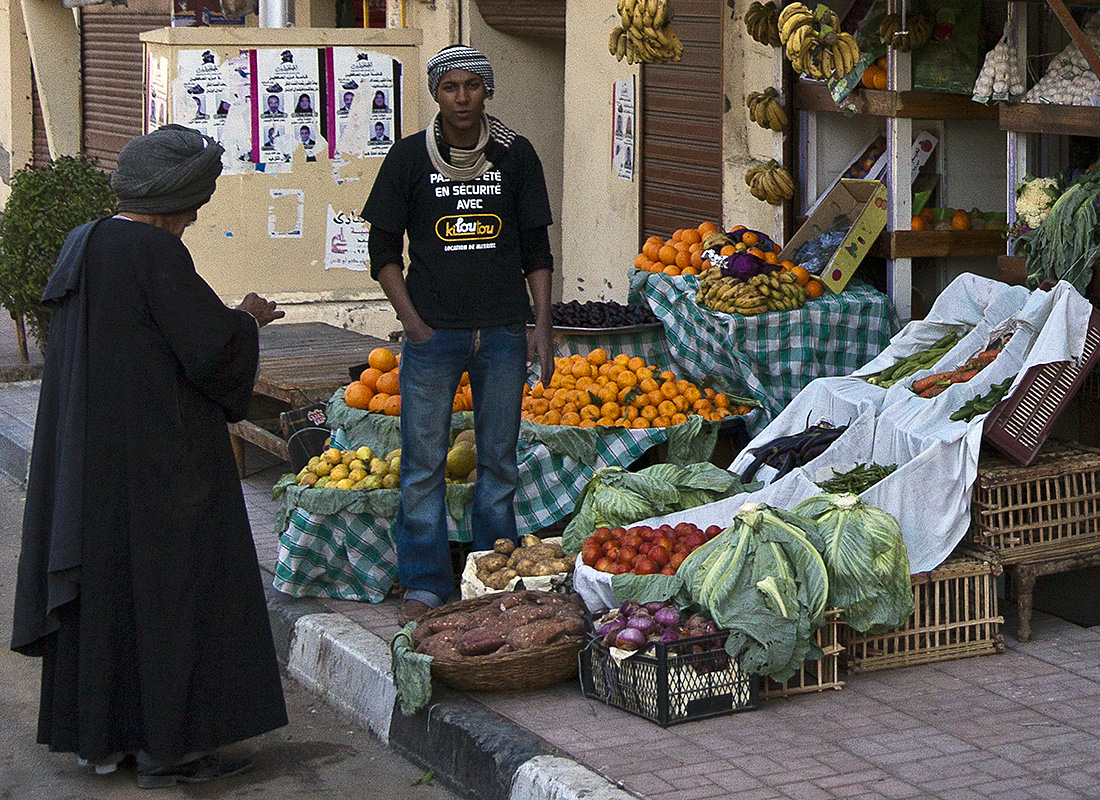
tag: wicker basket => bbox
[839,552,1004,673]
[970,442,1100,564]
[761,609,845,698]
[416,593,584,693]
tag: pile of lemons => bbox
[296,446,401,490]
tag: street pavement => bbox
[0,474,462,799]
[6,315,1100,799]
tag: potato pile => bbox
[413,591,585,659]
[476,534,576,590]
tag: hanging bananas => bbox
[746,87,788,132]
[778,2,860,81]
[745,159,795,206]
[744,1,782,48]
[878,13,932,52]
[608,0,684,65]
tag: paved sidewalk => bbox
[4,364,1100,798]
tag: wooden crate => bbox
[970,443,1100,564]
[762,609,844,699]
[840,553,1004,673]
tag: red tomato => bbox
[660,566,676,575]
[650,545,670,566]
[639,543,652,556]
[595,556,614,573]
[655,536,672,551]
[581,544,602,566]
[659,524,674,535]
[674,521,696,536]
[604,544,621,561]
[618,546,637,564]
[593,527,613,543]
[611,527,628,539]
[684,534,705,550]
[635,558,657,575]
[631,553,647,568]
[669,552,687,570]
[705,525,723,539]
[640,528,657,541]
[613,562,630,575]
[623,534,643,550]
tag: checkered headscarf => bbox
[426,45,495,99]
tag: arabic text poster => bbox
[326,47,401,158]
[147,54,169,133]
[252,48,322,165]
[324,205,370,270]
[218,53,258,176]
[174,49,230,141]
[613,77,635,181]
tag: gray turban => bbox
[426,45,495,99]
[110,124,224,214]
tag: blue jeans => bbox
[395,323,528,607]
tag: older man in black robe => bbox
[10,124,288,788]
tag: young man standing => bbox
[361,45,554,624]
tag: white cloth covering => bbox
[572,275,1094,611]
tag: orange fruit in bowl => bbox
[384,395,402,416]
[368,392,390,412]
[344,381,373,409]
[910,215,927,231]
[368,346,397,372]
[806,279,825,299]
[872,69,888,90]
[360,367,383,390]
[789,265,811,287]
[951,209,972,231]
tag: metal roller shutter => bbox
[640,0,723,242]
[80,7,170,171]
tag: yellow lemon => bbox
[348,459,366,473]
[298,472,318,487]
[312,461,333,477]
[336,478,355,490]
[369,457,389,476]
[364,474,384,489]
[322,448,343,465]
[348,468,367,483]
[385,448,402,461]
[329,464,349,481]
[356,445,375,462]
[381,473,399,489]
[315,477,329,489]
[308,455,322,469]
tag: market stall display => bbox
[633,268,897,420]
[462,535,574,595]
[608,0,683,64]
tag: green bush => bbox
[0,156,116,349]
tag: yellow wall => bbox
[0,0,32,205]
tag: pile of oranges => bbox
[633,221,720,276]
[909,206,972,232]
[860,56,889,90]
[521,349,752,429]
[343,347,475,415]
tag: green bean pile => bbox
[866,333,961,388]
[818,463,898,494]
[949,376,1017,422]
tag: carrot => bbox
[951,369,980,383]
[920,383,950,398]
[912,371,956,393]
[973,349,1001,366]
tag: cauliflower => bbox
[1015,177,1061,228]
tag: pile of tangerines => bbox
[343,346,475,415]
[521,348,752,429]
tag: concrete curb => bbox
[265,594,641,800]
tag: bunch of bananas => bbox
[744,1,782,48]
[746,87,787,132]
[748,270,810,312]
[745,159,794,206]
[878,13,932,52]
[779,2,861,81]
[696,270,808,315]
[609,0,683,65]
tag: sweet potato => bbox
[416,630,461,658]
[456,627,508,656]
[505,619,570,650]
[501,604,556,626]
[420,612,476,637]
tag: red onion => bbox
[627,615,656,634]
[619,600,641,617]
[642,601,668,614]
[653,607,680,628]
[659,628,681,643]
[615,627,645,650]
[597,618,626,638]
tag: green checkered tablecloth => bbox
[273,392,751,602]
[630,269,899,419]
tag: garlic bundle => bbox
[1022,10,1100,106]
[973,21,1025,104]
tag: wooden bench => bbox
[229,321,396,476]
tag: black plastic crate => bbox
[578,630,758,727]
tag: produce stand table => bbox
[274,396,739,602]
[1008,551,1100,643]
[629,270,899,423]
[228,321,395,477]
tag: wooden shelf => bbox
[999,102,1100,136]
[472,0,564,40]
[869,229,1008,259]
[794,82,1000,120]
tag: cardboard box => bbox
[779,179,888,293]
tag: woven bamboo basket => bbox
[970,442,1100,564]
[839,552,1004,673]
[762,609,845,698]
[416,593,584,693]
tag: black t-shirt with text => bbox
[362,131,553,329]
